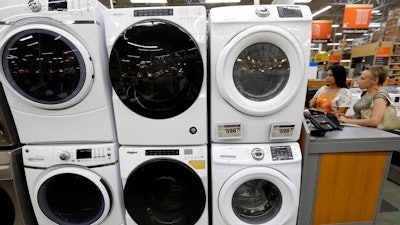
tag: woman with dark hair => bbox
[309,65,352,114]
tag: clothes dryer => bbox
[23,143,125,225]
[211,142,302,225]
[104,6,207,146]
[0,0,116,144]
[0,83,20,148]
[209,5,312,143]
[119,145,208,225]
[0,148,37,225]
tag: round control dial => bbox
[255,7,270,17]
[59,152,71,161]
[251,148,264,160]
[28,0,42,12]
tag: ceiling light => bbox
[130,0,167,3]
[335,33,342,36]
[312,5,332,18]
[369,23,381,28]
[332,24,340,28]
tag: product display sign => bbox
[312,20,333,43]
[342,4,373,34]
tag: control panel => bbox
[23,143,117,167]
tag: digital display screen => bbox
[49,0,68,11]
[77,149,92,159]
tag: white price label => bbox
[217,124,242,139]
[270,124,295,139]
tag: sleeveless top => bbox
[353,91,389,119]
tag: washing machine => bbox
[119,145,208,225]
[0,0,116,144]
[211,142,302,225]
[23,143,125,225]
[0,82,20,148]
[209,5,312,143]
[0,148,37,225]
[104,6,207,146]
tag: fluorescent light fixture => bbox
[130,0,167,3]
[335,33,342,36]
[312,5,332,18]
[327,43,339,46]
[332,24,340,28]
[371,10,380,14]
[345,38,354,42]
[369,23,381,28]
[205,0,240,2]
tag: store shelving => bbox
[389,42,400,77]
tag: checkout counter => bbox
[298,118,400,225]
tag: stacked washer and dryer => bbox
[209,5,311,225]
[0,1,125,225]
[104,4,209,225]
[0,82,37,225]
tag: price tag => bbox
[270,124,295,139]
[217,124,242,139]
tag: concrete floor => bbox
[376,179,400,225]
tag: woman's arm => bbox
[338,98,387,127]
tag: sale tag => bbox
[217,123,242,139]
[270,124,295,139]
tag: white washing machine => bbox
[104,6,207,146]
[23,143,125,225]
[209,5,312,143]
[212,142,302,225]
[0,0,116,144]
[119,145,208,225]
[0,148,37,225]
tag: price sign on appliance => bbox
[217,124,242,139]
[270,124,295,139]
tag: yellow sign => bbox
[315,52,329,62]
[189,160,206,170]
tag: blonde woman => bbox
[338,65,390,127]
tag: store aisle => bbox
[376,179,400,225]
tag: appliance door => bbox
[0,185,15,225]
[124,158,206,225]
[216,25,305,116]
[33,167,111,225]
[219,167,298,225]
[0,21,94,110]
[109,20,204,119]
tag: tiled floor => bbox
[376,179,400,225]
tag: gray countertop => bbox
[303,118,400,154]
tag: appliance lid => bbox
[34,167,111,225]
[0,23,94,110]
[216,25,305,116]
[109,19,204,119]
[124,158,206,225]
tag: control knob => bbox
[255,7,270,17]
[28,0,42,12]
[251,148,264,160]
[59,152,71,161]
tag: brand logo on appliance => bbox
[127,151,138,155]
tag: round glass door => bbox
[0,23,94,109]
[35,168,111,225]
[109,20,204,119]
[124,159,206,225]
[216,25,305,116]
[0,187,15,225]
[219,167,298,225]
